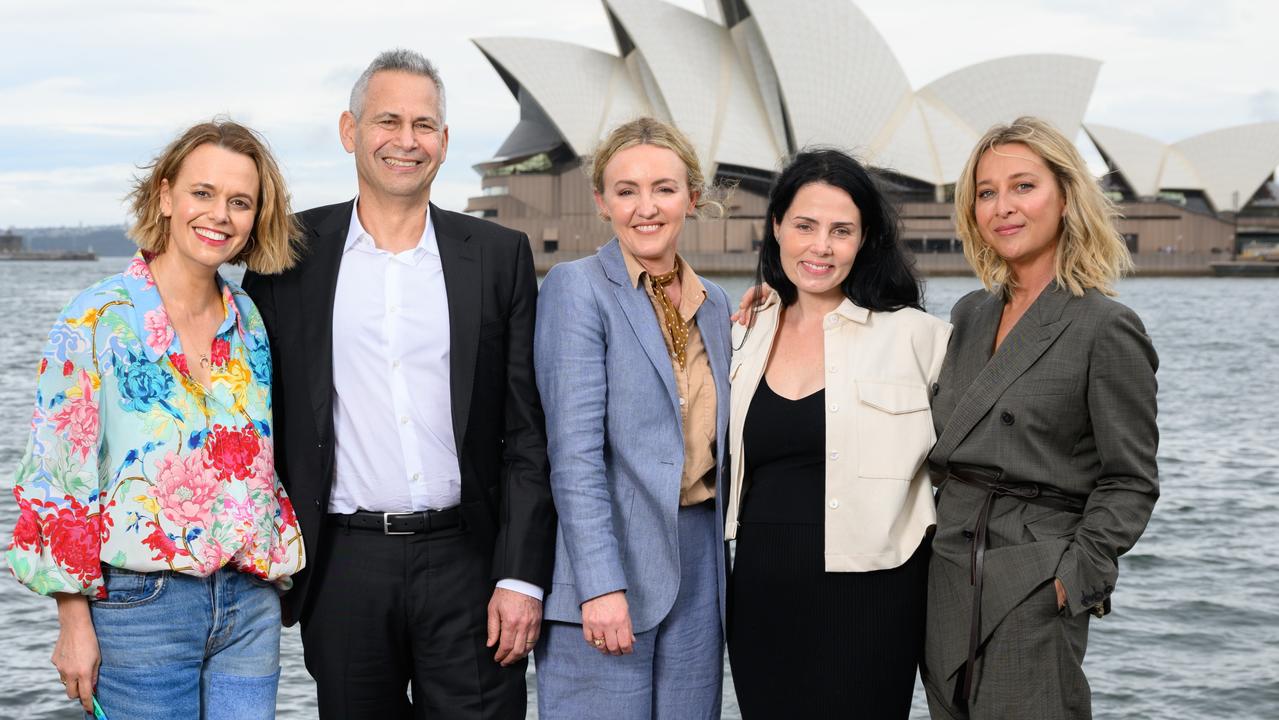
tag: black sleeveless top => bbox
[740,376,826,525]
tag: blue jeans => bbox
[89,566,281,720]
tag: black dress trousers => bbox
[300,521,525,720]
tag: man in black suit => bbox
[242,49,554,718]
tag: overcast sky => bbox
[1,0,1275,227]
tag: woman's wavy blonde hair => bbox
[954,116,1132,297]
[590,117,727,218]
[127,119,301,274]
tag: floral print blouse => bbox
[7,253,305,599]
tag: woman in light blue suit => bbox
[533,117,732,719]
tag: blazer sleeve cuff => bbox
[577,571,628,605]
[1054,544,1114,618]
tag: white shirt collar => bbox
[343,196,438,259]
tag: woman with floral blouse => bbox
[7,120,305,719]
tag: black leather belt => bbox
[328,507,463,536]
[942,463,1086,703]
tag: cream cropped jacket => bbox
[724,292,952,571]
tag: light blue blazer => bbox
[534,238,731,633]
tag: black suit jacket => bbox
[242,200,555,625]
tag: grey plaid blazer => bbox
[924,283,1159,684]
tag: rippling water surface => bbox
[1,259,1276,718]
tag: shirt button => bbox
[829,451,840,460]
[828,366,838,374]
[392,360,401,370]
[679,397,686,406]
[400,416,409,425]
[825,316,838,328]
[829,403,839,412]
[828,498,840,509]
[412,472,421,481]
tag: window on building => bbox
[543,240,559,253]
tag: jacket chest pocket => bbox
[855,381,933,480]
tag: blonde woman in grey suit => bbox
[922,117,1159,720]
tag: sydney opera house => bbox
[465,0,1279,272]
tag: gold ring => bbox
[593,638,605,647]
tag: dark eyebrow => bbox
[792,214,857,228]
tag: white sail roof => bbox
[1084,123,1169,197]
[479,2,1231,195]
[742,0,913,150]
[1086,121,1279,210]
[1175,123,1279,211]
[472,37,649,157]
[603,0,782,172]
[917,55,1100,142]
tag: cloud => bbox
[0,164,137,226]
[1252,90,1279,123]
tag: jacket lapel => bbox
[599,239,680,415]
[298,200,354,447]
[434,205,480,451]
[931,284,1074,466]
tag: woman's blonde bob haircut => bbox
[127,120,301,274]
[590,116,726,217]
[954,116,1132,297]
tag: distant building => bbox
[467,0,1279,272]
[0,230,22,253]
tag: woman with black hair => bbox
[724,149,951,717]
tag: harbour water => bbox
[1,259,1276,718]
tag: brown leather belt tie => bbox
[944,464,1085,703]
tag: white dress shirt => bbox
[330,203,541,600]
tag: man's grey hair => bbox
[349,49,447,122]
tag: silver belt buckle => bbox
[382,511,416,536]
